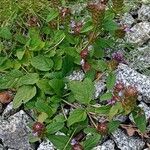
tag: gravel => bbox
[111,129,145,150]
[138,4,150,21]
[92,140,115,150]
[117,63,150,99]
[125,22,150,46]
[0,103,33,150]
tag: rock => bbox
[94,79,106,98]
[0,102,3,114]
[37,140,55,150]
[67,70,85,81]
[117,63,150,99]
[138,4,150,21]
[126,22,150,46]
[111,129,145,150]
[92,140,115,150]
[2,102,19,119]
[142,0,150,4]
[127,46,150,74]
[138,102,150,120]
[114,115,127,123]
[0,144,4,150]
[0,110,33,150]
[122,13,135,27]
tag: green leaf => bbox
[49,30,65,47]
[83,133,101,150]
[46,9,59,22]
[108,120,120,133]
[0,27,12,39]
[31,55,54,71]
[46,121,64,134]
[103,19,118,31]
[108,102,122,120]
[67,108,87,127]
[0,57,12,71]
[91,60,107,72]
[53,56,63,70]
[63,47,79,58]
[0,70,23,90]
[29,28,45,51]
[38,112,48,123]
[16,49,25,60]
[69,78,94,104]
[62,55,74,76]
[35,100,53,116]
[94,105,111,114]
[47,135,71,150]
[13,85,36,108]
[49,78,65,96]
[100,92,112,101]
[18,73,39,86]
[106,72,116,90]
[132,108,146,133]
[36,79,53,94]
[80,21,93,33]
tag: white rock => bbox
[126,22,150,46]
[92,140,115,150]
[122,13,135,27]
[117,64,150,99]
[138,4,150,21]
[0,110,32,150]
[111,129,145,150]
[37,140,55,150]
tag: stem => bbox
[62,100,77,109]
[88,113,97,128]
[61,105,67,120]
[63,128,77,150]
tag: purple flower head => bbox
[112,51,124,63]
[123,25,134,33]
[70,20,76,28]
[71,139,77,145]
[107,98,116,105]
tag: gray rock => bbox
[2,102,19,119]
[117,63,150,99]
[37,140,55,150]
[92,140,115,150]
[126,22,150,46]
[122,13,135,27]
[94,78,106,98]
[0,144,4,150]
[138,4,150,21]
[0,102,3,114]
[67,70,85,81]
[138,102,150,120]
[111,129,145,150]
[0,110,33,150]
[127,45,150,75]
[114,115,127,123]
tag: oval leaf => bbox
[31,55,53,71]
[67,108,87,127]
[13,85,36,108]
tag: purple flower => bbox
[107,99,116,105]
[123,25,134,33]
[71,139,77,145]
[70,20,76,28]
[112,51,124,62]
